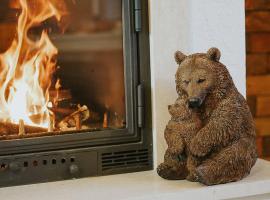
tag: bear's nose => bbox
[188,98,201,108]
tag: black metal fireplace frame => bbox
[0,0,152,187]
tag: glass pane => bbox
[0,0,125,139]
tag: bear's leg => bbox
[186,155,202,182]
[194,138,257,185]
[157,149,188,180]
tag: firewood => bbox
[49,89,72,102]
[0,121,47,135]
[58,105,90,130]
[18,119,25,135]
[53,89,72,100]
[103,112,108,128]
[0,131,61,140]
[74,114,81,130]
[50,107,76,116]
[52,107,100,120]
[48,115,54,132]
[0,126,102,140]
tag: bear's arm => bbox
[189,100,242,157]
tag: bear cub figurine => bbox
[157,96,202,180]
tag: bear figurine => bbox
[157,96,202,180]
[171,47,257,185]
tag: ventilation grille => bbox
[101,149,150,171]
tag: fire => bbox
[0,0,67,128]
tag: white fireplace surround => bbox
[149,0,246,166]
[2,1,270,199]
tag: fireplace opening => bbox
[0,0,152,187]
[0,0,126,139]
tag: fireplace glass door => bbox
[0,0,128,140]
[0,0,151,187]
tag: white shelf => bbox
[1,159,270,200]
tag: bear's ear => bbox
[206,47,221,62]
[174,51,187,65]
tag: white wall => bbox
[149,0,246,166]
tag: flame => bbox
[0,0,67,128]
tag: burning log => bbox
[58,105,90,130]
[0,130,64,140]
[50,107,76,116]
[48,115,54,132]
[0,122,47,136]
[0,127,102,141]
[74,114,81,130]
[51,106,100,122]
[49,89,72,104]
[18,119,25,135]
[103,112,108,128]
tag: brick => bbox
[247,75,270,95]
[247,33,270,53]
[262,136,270,156]
[246,53,269,75]
[256,136,263,157]
[247,96,257,116]
[246,0,270,10]
[255,118,270,136]
[246,11,270,32]
[257,96,270,116]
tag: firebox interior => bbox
[0,0,126,139]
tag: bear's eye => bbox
[183,80,190,85]
[197,78,206,84]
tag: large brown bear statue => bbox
[157,47,257,185]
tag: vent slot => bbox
[0,155,77,172]
[101,149,150,171]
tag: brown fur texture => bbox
[157,97,202,180]
[157,47,257,185]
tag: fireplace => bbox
[0,0,152,187]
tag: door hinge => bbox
[137,84,144,128]
[134,0,142,32]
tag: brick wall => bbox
[246,0,270,159]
